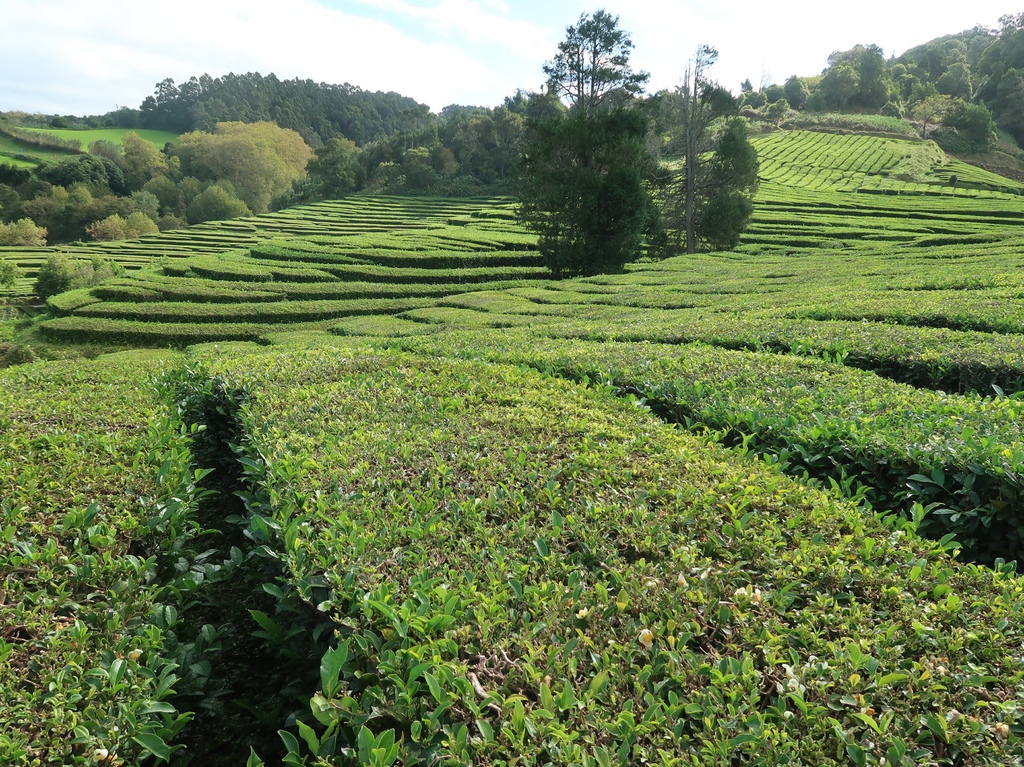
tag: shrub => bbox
[34,254,124,299]
[86,212,160,241]
[0,260,20,287]
[0,218,47,246]
[0,342,35,366]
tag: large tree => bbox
[518,107,660,276]
[517,11,661,277]
[306,137,365,199]
[660,46,759,254]
[172,121,313,213]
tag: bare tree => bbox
[661,46,759,253]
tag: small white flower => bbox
[638,629,654,649]
[677,573,688,588]
[993,722,1011,740]
[576,607,589,619]
[93,748,109,762]
[128,649,142,661]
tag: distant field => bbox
[18,126,179,150]
[0,152,37,168]
[0,127,178,167]
[0,130,79,165]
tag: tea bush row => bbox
[387,330,1024,564]
[0,352,213,765]
[177,343,1024,765]
[74,297,436,325]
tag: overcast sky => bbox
[0,1,1014,116]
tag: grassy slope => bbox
[0,127,178,170]
[16,127,180,150]
[0,130,80,165]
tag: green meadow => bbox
[0,130,79,165]
[5,128,1024,764]
[0,127,179,168]
[16,126,180,151]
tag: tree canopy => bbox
[137,72,426,147]
[172,121,313,214]
[518,107,661,277]
[542,10,649,116]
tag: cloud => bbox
[351,0,552,61]
[0,0,520,114]
[0,0,1016,116]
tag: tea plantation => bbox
[4,130,1024,765]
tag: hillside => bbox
[0,126,179,173]
[17,127,179,151]
[4,128,1024,764]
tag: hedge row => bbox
[387,330,1024,564]
[184,255,339,284]
[528,310,1024,395]
[94,282,288,305]
[176,343,1024,765]
[0,352,210,765]
[321,263,551,284]
[45,288,102,316]
[343,249,546,270]
[39,316,270,346]
[791,290,1024,334]
[73,297,436,325]
[247,243,370,266]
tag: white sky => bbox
[0,1,1013,116]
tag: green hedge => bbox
[322,264,551,284]
[0,353,209,765]
[39,316,269,346]
[350,249,546,269]
[388,330,1024,564]
[45,288,102,316]
[176,343,1024,766]
[73,297,435,325]
[535,312,1024,395]
[247,243,370,266]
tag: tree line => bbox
[19,73,426,149]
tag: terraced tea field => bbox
[0,195,516,297]
[6,128,1024,764]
